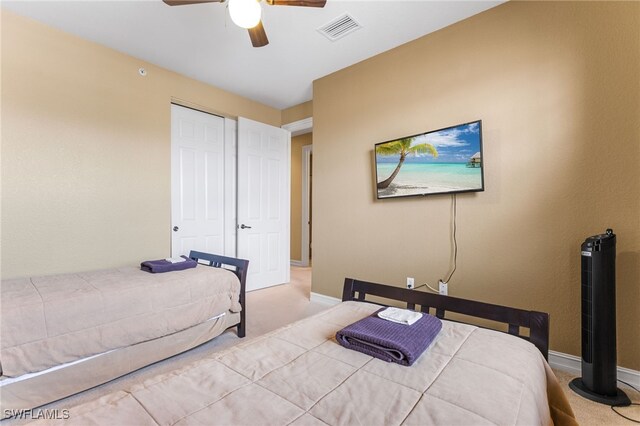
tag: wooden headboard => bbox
[342,277,550,360]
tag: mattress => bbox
[0,311,240,415]
[1,265,241,377]
[25,301,576,425]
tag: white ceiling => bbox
[2,0,504,110]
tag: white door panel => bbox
[171,104,226,258]
[237,117,290,291]
[223,118,237,258]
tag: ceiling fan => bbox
[163,0,327,48]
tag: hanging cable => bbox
[414,282,440,293]
[445,194,458,283]
[417,194,458,293]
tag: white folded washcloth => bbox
[377,307,423,326]
[164,257,187,264]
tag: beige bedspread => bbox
[1,265,241,377]
[27,301,575,425]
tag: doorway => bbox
[282,118,313,270]
[287,131,312,267]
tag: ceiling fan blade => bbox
[162,0,222,6]
[266,0,326,7]
[248,21,269,48]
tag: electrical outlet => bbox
[406,277,415,289]
[439,280,448,296]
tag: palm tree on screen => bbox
[376,138,438,189]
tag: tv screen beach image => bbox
[375,121,484,198]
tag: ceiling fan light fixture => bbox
[228,0,262,29]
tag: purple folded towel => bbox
[140,255,197,273]
[336,308,442,366]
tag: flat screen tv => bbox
[375,120,484,199]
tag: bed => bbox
[0,251,248,416]
[21,277,576,425]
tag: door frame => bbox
[301,144,312,267]
[282,117,313,267]
[282,117,313,138]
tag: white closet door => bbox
[223,118,237,258]
[237,117,290,291]
[170,104,226,257]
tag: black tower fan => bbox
[569,229,630,405]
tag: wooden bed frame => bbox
[342,277,550,360]
[188,251,248,338]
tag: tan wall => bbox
[290,133,312,262]
[312,1,639,369]
[282,101,312,125]
[1,11,280,278]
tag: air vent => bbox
[317,13,362,41]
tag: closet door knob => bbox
[173,226,179,232]
[239,224,252,229]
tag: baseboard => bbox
[549,350,639,388]
[290,260,304,267]
[548,351,582,375]
[310,292,341,306]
